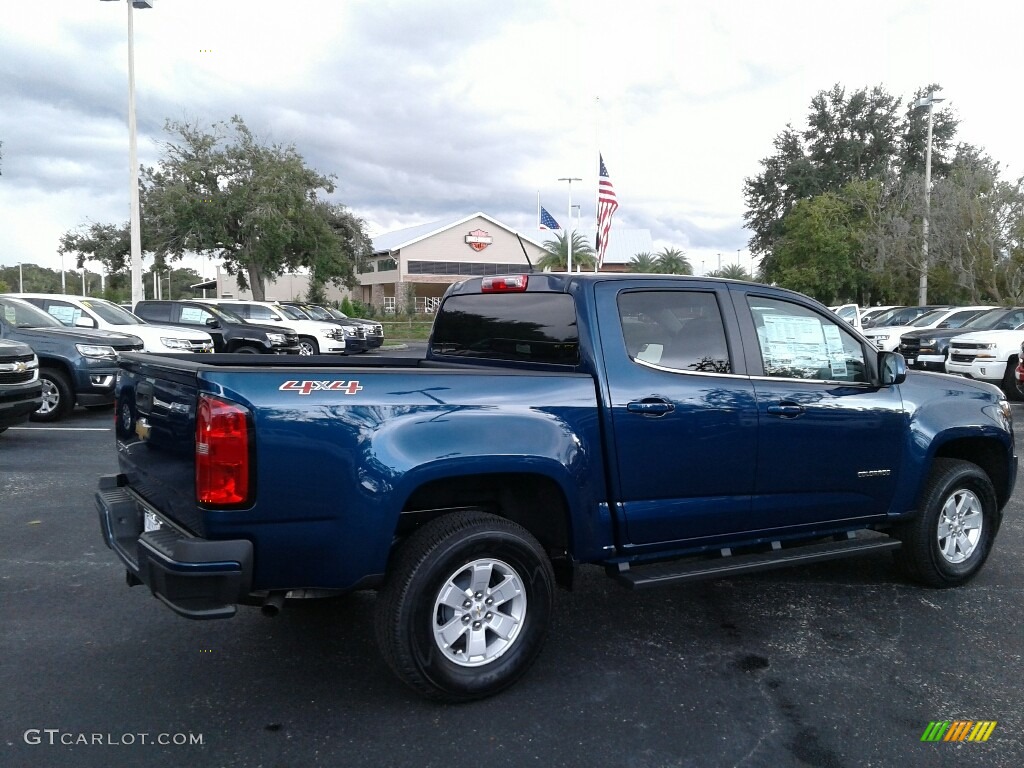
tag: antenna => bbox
[516,233,535,272]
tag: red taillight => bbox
[481,275,528,293]
[196,394,252,507]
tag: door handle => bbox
[766,403,805,418]
[627,398,675,416]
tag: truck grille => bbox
[898,337,922,356]
[950,344,983,364]
[0,353,38,384]
[188,339,214,353]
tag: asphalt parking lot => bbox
[2,401,1024,768]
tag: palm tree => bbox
[654,247,692,275]
[628,252,658,273]
[710,263,752,280]
[538,231,597,271]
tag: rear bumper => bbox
[95,475,252,619]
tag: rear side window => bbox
[618,290,731,373]
[431,293,579,364]
[137,302,171,322]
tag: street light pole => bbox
[101,0,154,306]
[18,262,23,292]
[915,89,945,306]
[558,177,581,272]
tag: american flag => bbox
[539,205,561,230]
[596,154,619,269]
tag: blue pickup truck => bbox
[96,274,1017,701]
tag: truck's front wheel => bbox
[894,459,998,587]
[375,511,554,702]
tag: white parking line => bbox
[8,427,111,431]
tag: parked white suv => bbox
[863,306,994,352]
[11,293,214,353]
[947,325,1024,399]
[207,300,347,355]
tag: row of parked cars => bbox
[0,293,385,426]
[835,303,1024,399]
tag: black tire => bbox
[375,511,555,702]
[893,458,998,587]
[31,368,73,423]
[1003,355,1022,401]
[298,337,319,356]
[234,345,261,354]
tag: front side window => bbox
[749,297,868,383]
[45,300,83,326]
[180,306,216,326]
[618,290,731,374]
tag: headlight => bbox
[267,333,286,344]
[918,338,936,347]
[76,343,117,359]
[343,326,356,336]
[160,337,192,350]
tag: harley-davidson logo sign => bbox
[465,229,493,251]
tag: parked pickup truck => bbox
[96,274,1017,701]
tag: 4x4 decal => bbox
[279,380,363,395]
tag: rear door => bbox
[596,280,758,547]
[736,289,905,526]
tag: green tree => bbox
[654,247,692,275]
[306,280,328,304]
[341,297,355,315]
[141,115,365,300]
[538,231,596,271]
[708,263,752,280]
[0,277,8,292]
[771,192,862,303]
[744,83,959,284]
[58,221,134,282]
[628,252,658,273]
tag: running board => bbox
[611,535,901,590]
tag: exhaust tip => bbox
[261,592,286,617]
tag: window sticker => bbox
[180,307,209,324]
[762,315,830,377]
[47,305,80,325]
[822,324,848,378]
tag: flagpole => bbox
[536,191,540,229]
[559,176,581,272]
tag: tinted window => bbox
[749,297,868,383]
[137,302,171,322]
[431,293,579,364]
[617,290,730,373]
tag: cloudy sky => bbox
[2,0,1022,279]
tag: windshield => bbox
[81,298,144,325]
[206,304,245,323]
[908,309,947,327]
[277,305,308,320]
[967,307,1024,331]
[0,297,65,328]
[325,307,349,319]
[298,304,331,320]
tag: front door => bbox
[738,291,905,526]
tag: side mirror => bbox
[74,315,97,328]
[880,351,907,386]
[205,318,220,329]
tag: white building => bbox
[214,211,652,313]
